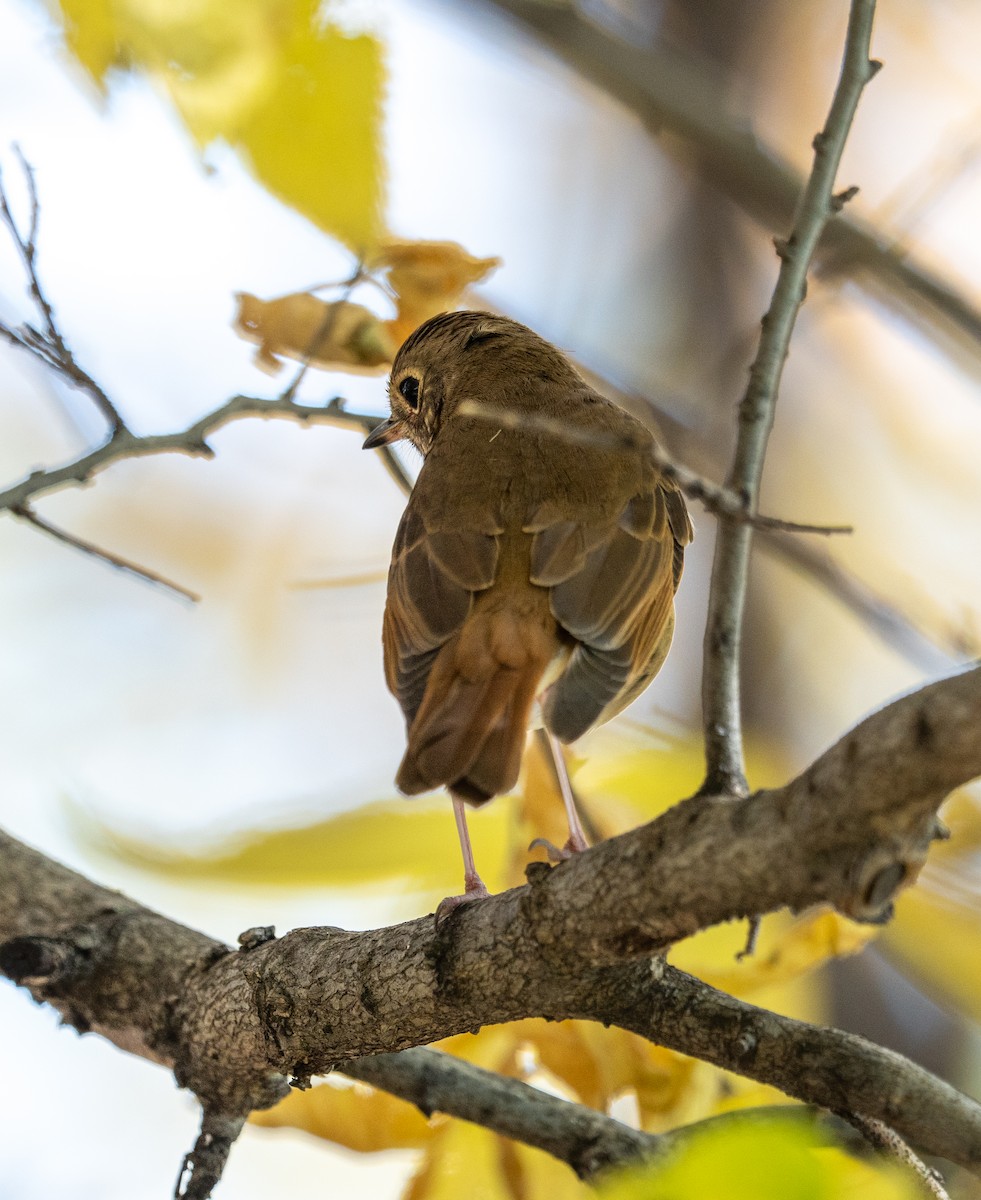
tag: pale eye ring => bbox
[398,374,421,409]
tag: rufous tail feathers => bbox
[396,604,556,804]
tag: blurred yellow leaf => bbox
[51,0,385,248]
[251,1077,433,1151]
[239,7,385,251]
[884,787,981,1021]
[572,736,705,837]
[406,1116,589,1200]
[574,731,788,833]
[234,291,396,373]
[599,1116,919,1200]
[673,909,872,1018]
[80,796,509,893]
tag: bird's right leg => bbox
[435,792,491,924]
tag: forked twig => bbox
[0,149,127,434]
[699,0,880,796]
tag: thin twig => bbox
[0,151,127,434]
[0,395,397,512]
[10,504,200,602]
[456,399,851,537]
[279,262,365,404]
[699,1,880,797]
[844,1113,951,1199]
[175,1112,245,1200]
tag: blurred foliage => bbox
[598,1115,919,1200]
[49,0,385,249]
[233,240,500,373]
[251,1077,432,1151]
[93,731,901,1194]
[885,786,981,1023]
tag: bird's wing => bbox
[529,476,692,742]
[382,503,499,725]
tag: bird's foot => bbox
[528,831,589,864]
[434,875,491,927]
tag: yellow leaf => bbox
[368,239,501,344]
[672,909,873,1014]
[406,1115,589,1200]
[434,1027,523,1075]
[238,7,385,251]
[406,1121,510,1200]
[884,788,981,1020]
[50,0,386,249]
[234,291,396,373]
[599,1116,919,1200]
[55,0,116,85]
[573,731,789,834]
[251,1077,433,1151]
[78,796,510,894]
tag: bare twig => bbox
[456,399,852,536]
[10,504,201,602]
[0,151,127,434]
[0,154,412,584]
[0,394,401,513]
[844,1114,952,1199]
[700,1,879,797]
[279,262,365,404]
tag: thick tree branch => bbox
[701,0,879,796]
[3,667,980,1188]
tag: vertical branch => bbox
[699,0,880,796]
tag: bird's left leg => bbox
[529,731,590,862]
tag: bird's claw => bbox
[528,833,588,864]
[434,879,491,927]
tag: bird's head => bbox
[362,310,578,456]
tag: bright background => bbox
[1,1,980,1197]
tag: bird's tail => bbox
[396,604,556,804]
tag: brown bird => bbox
[363,311,692,913]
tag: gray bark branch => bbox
[2,666,980,1181]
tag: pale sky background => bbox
[2,0,981,1197]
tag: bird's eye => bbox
[398,374,421,409]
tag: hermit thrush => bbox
[364,312,692,912]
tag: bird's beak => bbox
[362,416,407,450]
